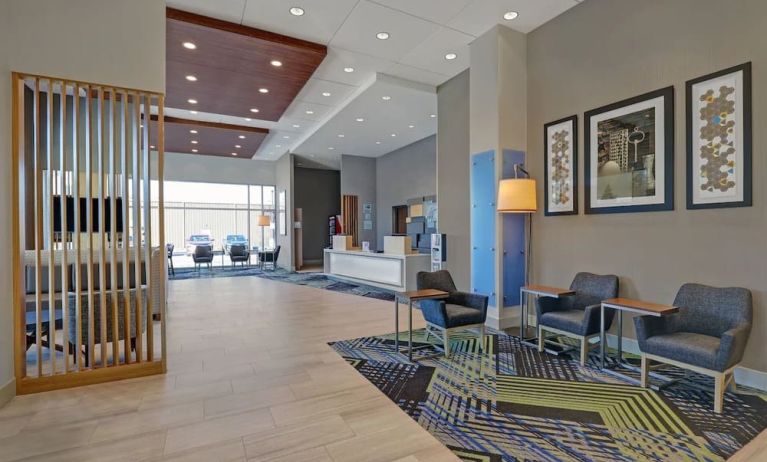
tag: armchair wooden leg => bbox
[478,325,485,352]
[537,326,544,353]
[579,338,587,366]
[444,330,451,359]
[640,354,649,388]
[714,374,725,413]
[727,373,737,393]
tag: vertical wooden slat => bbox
[97,87,109,367]
[109,88,120,366]
[12,73,28,384]
[142,94,153,362]
[73,83,84,370]
[46,79,57,376]
[158,96,167,371]
[33,78,43,376]
[85,84,96,367]
[121,91,132,364]
[60,81,70,374]
[132,93,143,363]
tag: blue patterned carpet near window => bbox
[170,266,395,301]
[329,329,767,462]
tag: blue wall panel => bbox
[470,151,496,306]
[502,150,526,307]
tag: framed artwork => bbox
[584,86,674,214]
[686,62,752,209]
[278,190,287,235]
[543,115,578,216]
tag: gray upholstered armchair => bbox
[635,283,752,413]
[536,272,619,365]
[416,270,488,358]
[193,245,214,270]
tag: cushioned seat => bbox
[643,332,720,370]
[444,304,486,328]
[539,310,588,336]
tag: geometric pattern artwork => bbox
[330,329,767,462]
[686,62,752,209]
[544,115,578,216]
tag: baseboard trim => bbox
[485,306,519,330]
[0,378,15,408]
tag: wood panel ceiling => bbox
[151,117,269,159]
[165,8,326,159]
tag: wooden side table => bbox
[600,297,678,386]
[394,289,449,362]
[519,285,575,349]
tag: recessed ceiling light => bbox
[338,134,345,138]
[305,110,314,115]
[259,88,269,94]
[289,7,304,16]
[235,145,241,148]
[503,11,519,20]
[391,133,397,137]
[189,110,198,114]
[283,135,290,139]
[182,42,196,50]
[376,32,390,40]
[250,108,260,113]
[188,98,197,104]
[356,118,364,122]
[232,153,238,156]
[292,124,300,128]
[328,147,335,150]
[185,75,197,82]
[445,53,457,60]
[276,145,282,148]
[150,145,155,149]
[343,67,354,73]
[408,124,415,128]
[191,140,198,144]
[322,92,331,97]
[382,96,391,101]
[190,129,198,134]
[376,141,381,145]
[140,124,144,128]
[270,60,282,67]
[430,114,437,118]
[245,118,252,122]
[239,135,246,139]
[191,149,198,153]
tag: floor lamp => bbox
[497,165,537,341]
[257,214,271,247]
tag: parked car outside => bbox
[186,234,215,255]
[223,234,249,253]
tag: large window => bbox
[153,181,276,253]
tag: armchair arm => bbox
[716,324,752,370]
[418,299,449,327]
[634,314,678,344]
[448,291,488,314]
[535,296,564,319]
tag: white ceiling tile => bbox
[241,0,358,44]
[283,100,334,122]
[295,78,358,106]
[167,0,247,23]
[370,0,473,26]
[398,27,472,78]
[449,0,578,35]
[385,63,449,87]
[311,48,393,86]
[329,1,441,62]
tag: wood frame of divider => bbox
[11,72,166,394]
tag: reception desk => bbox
[323,249,431,292]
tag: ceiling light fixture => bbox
[503,11,519,20]
[328,147,335,150]
[283,135,290,139]
[382,96,391,101]
[292,124,300,128]
[250,108,260,113]
[191,140,198,144]
[305,110,314,115]
[239,135,246,139]
[182,42,197,50]
[232,153,238,156]
[270,60,282,67]
[150,145,155,149]
[376,141,381,144]
[259,88,269,94]
[343,67,354,73]
[276,145,282,148]
[189,110,198,114]
[289,7,304,16]
[188,98,198,104]
[235,145,241,148]
[408,124,415,128]
[445,53,457,60]
[192,149,198,153]
[391,133,397,137]
[376,32,390,40]
[430,114,437,118]
[322,92,331,97]
[190,129,198,134]
[245,118,252,122]
[338,134,345,138]
[356,118,364,122]
[185,75,197,82]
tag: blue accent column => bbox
[502,150,526,307]
[470,151,496,307]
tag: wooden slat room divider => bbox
[11,72,167,394]
[341,194,359,247]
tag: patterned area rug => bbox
[329,329,767,461]
[171,266,395,301]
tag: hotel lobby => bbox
[0,0,765,461]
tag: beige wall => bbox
[527,0,766,372]
[437,70,471,290]
[0,0,165,400]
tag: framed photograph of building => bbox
[584,86,674,214]
[544,115,578,215]
[686,62,752,209]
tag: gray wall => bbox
[275,153,294,269]
[527,0,767,372]
[340,155,377,248]
[294,167,340,263]
[0,0,165,404]
[162,152,276,186]
[375,136,437,250]
[437,71,471,291]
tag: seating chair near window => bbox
[258,245,281,270]
[24,266,65,352]
[635,283,752,413]
[228,244,250,267]
[416,270,489,358]
[535,272,619,366]
[192,244,214,271]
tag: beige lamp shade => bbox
[497,178,537,213]
[257,215,271,226]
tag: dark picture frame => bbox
[584,86,674,214]
[686,62,752,209]
[543,115,578,216]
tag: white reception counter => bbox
[323,249,431,292]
